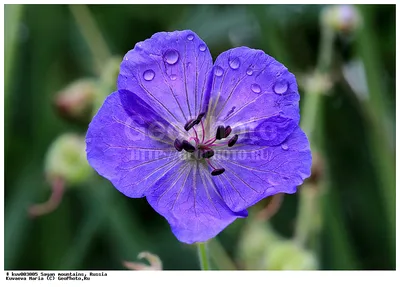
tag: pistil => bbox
[176,114,239,176]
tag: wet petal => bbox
[118,30,213,132]
[86,90,180,198]
[206,47,300,146]
[213,126,311,212]
[146,162,247,244]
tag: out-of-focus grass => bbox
[4,4,395,270]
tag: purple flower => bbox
[86,30,312,244]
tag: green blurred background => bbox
[4,4,395,270]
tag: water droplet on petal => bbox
[214,66,224,77]
[143,70,155,81]
[251,83,261,94]
[273,80,288,94]
[281,143,289,151]
[228,57,240,70]
[266,186,276,193]
[170,74,177,81]
[163,49,179,65]
[187,34,194,41]
[246,68,253,75]
[199,44,207,52]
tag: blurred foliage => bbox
[4,4,395,270]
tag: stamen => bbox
[174,139,183,151]
[194,112,205,124]
[203,137,216,145]
[216,125,225,140]
[202,150,215,159]
[181,140,196,153]
[201,120,205,143]
[224,126,232,138]
[192,127,200,144]
[206,159,225,176]
[206,158,217,169]
[211,168,225,176]
[184,119,196,131]
[228,134,239,147]
[185,113,206,131]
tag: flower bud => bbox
[265,240,318,270]
[93,56,122,114]
[44,133,92,185]
[300,71,333,96]
[238,221,280,269]
[54,79,96,122]
[29,133,92,217]
[321,5,362,34]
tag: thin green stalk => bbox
[209,239,237,270]
[5,4,23,97]
[69,5,111,75]
[4,5,24,148]
[295,25,335,247]
[355,6,395,265]
[197,242,211,270]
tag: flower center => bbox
[174,113,239,176]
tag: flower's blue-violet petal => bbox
[86,89,179,198]
[204,47,311,211]
[118,30,213,132]
[146,162,247,244]
[212,126,311,212]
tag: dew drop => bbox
[187,34,194,41]
[163,49,179,65]
[273,80,288,94]
[266,186,276,193]
[214,66,224,77]
[228,57,240,70]
[199,44,207,52]
[251,83,261,94]
[143,69,155,81]
[246,68,253,75]
[170,74,177,81]
[281,143,289,151]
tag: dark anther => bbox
[196,112,206,122]
[174,139,183,151]
[224,126,232,138]
[181,140,196,153]
[215,125,225,140]
[185,113,206,130]
[184,119,196,131]
[228,134,239,147]
[211,168,225,176]
[192,112,206,125]
[202,150,215,159]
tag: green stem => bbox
[5,4,23,98]
[197,242,211,270]
[69,5,111,75]
[355,5,395,265]
[4,5,24,150]
[295,25,335,247]
[208,239,237,270]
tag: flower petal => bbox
[206,47,300,146]
[146,161,247,244]
[213,126,311,212]
[86,90,180,198]
[118,30,213,133]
